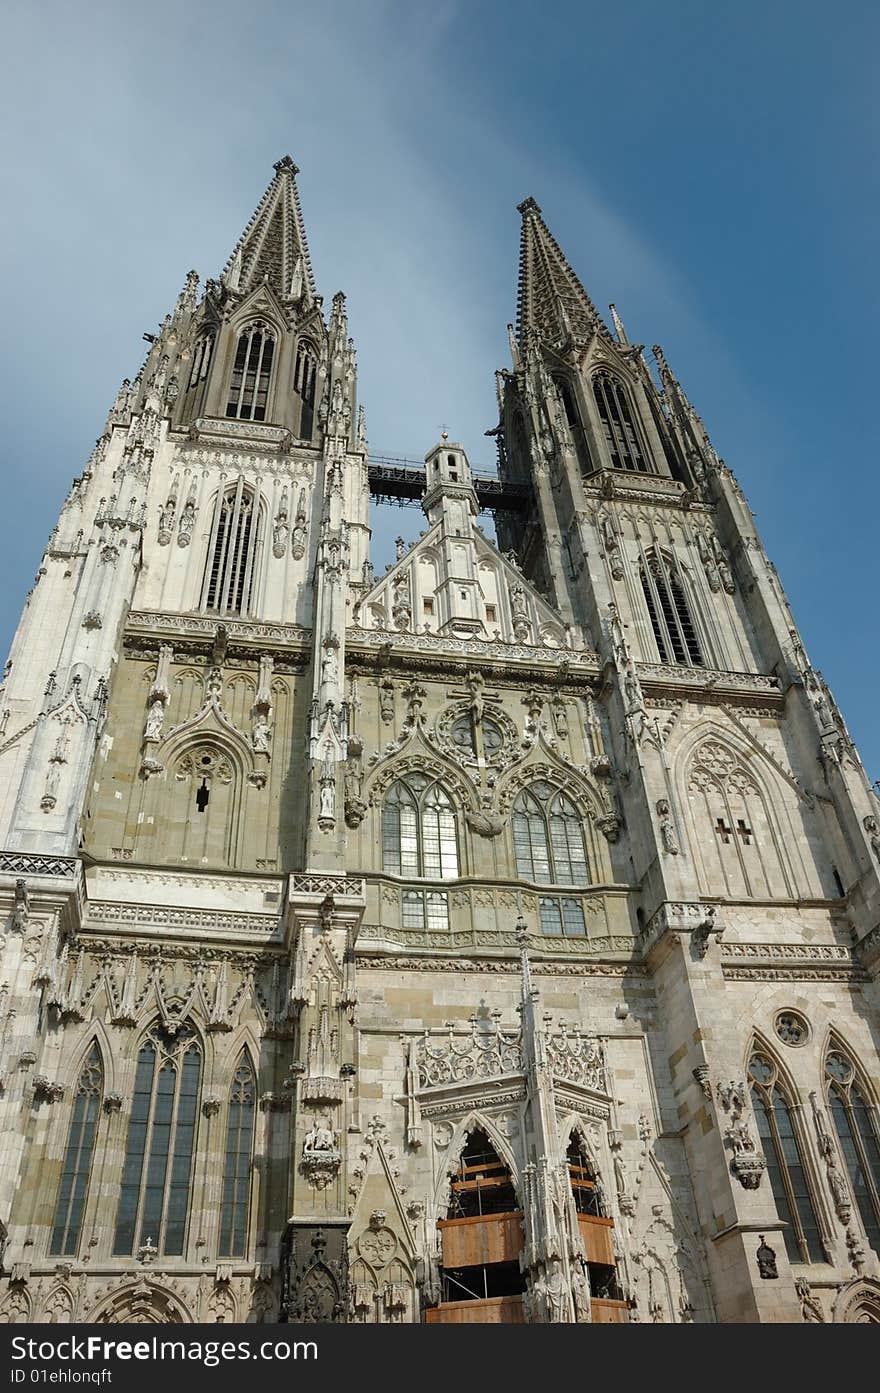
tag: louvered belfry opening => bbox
[203,480,261,617]
[225,322,275,422]
[592,370,648,472]
[640,548,703,666]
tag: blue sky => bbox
[1,1,877,777]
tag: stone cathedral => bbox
[0,156,878,1328]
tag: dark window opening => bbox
[447,1132,519,1218]
[567,1137,603,1216]
[641,549,703,667]
[589,1263,623,1300]
[294,342,317,439]
[592,371,648,473]
[441,1261,523,1303]
[196,781,210,812]
[226,324,275,422]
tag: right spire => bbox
[515,196,604,347]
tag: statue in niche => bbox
[177,499,196,547]
[318,759,336,824]
[756,1236,778,1280]
[273,505,289,558]
[304,1119,336,1155]
[252,710,271,755]
[656,798,679,854]
[321,642,340,690]
[863,815,880,863]
[144,695,166,743]
[510,583,530,641]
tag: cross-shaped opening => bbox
[736,819,753,846]
[714,817,733,844]
[195,780,210,813]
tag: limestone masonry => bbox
[0,157,878,1325]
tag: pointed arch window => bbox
[512,781,589,886]
[592,370,648,472]
[748,1052,824,1264]
[219,1053,256,1258]
[226,321,275,421]
[50,1045,103,1256]
[294,341,318,439]
[382,775,459,879]
[640,548,703,666]
[567,1135,602,1216]
[203,480,261,616]
[825,1049,880,1254]
[113,1024,201,1258]
[383,775,458,935]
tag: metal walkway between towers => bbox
[367,454,533,514]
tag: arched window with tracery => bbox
[225,321,275,421]
[294,340,318,439]
[748,1051,824,1264]
[592,370,648,472]
[203,480,262,616]
[50,1044,103,1256]
[219,1052,256,1258]
[640,548,703,666]
[113,1024,201,1258]
[825,1048,880,1255]
[512,781,589,886]
[382,775,458,932]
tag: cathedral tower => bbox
[0,162,877,1326]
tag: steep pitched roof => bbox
[516,197,603,347]
[221,156,316,304]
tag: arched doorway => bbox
[428,1128,526,1324]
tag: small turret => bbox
[422,434,478,531]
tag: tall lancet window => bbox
[203,481,261,616]
[592,370,648,472]
[294,341,318,440]
[219,1053,256,1258]
[640,548,704,666]
[748,1052,824,1264]
[825,1050,880,1255]
[113,1024,201,1258]
[50,1045,103,1256]
[226,321,275,421]
[512,782,589,886]
[554,377,593,474]
[188,334,214,389]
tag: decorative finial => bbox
[273,155,300,175]
[516,196,542,216]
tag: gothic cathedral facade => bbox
[0,158,878,1326]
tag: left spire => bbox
[220,155,316,305]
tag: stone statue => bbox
[863,815,880,864]
[252,711,271,755]
[656,798,679,855]
[755,1236,778,1280]
[304,1119,336,1154]
[177,500,196,547]
[571,1263,590,1323]
[544,1259,570,1322]
[144,696,165,743]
